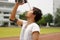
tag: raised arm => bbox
[9,3,23,26]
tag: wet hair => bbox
[33,7,42,22]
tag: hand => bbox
[15,2,24,6]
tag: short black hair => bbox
[33,7,42,22]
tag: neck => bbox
[27,18,35,24]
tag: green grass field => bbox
[0,27,60,38]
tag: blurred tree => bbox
[44,13,53,26]
[19,11,27,20]
[37,16,46,26]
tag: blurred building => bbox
[53,0,60,26]
[0,0,8,1]
[0,0,20,26]
[53,0,60,14]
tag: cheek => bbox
[26,13,32,17]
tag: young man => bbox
[10,2,42,40]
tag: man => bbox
[10,2,42,40]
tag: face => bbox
[25,10,35,18]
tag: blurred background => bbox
[0,0,60,27]
[0,0,60,39]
